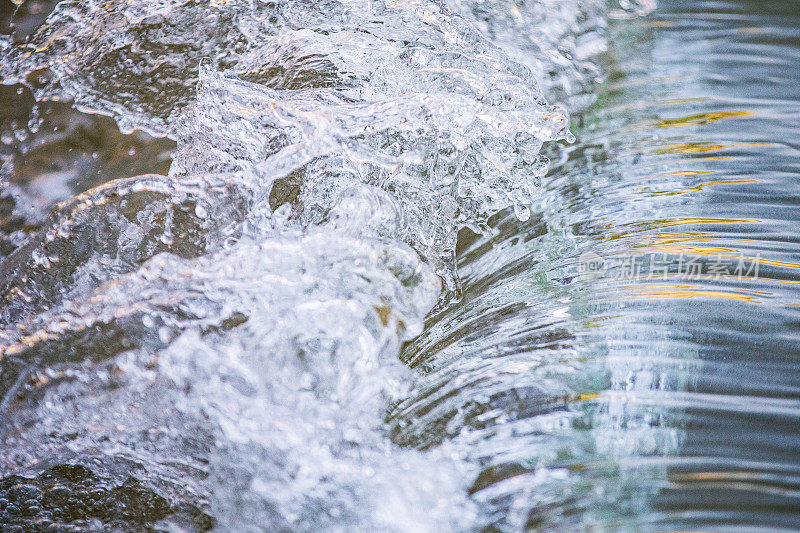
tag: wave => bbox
[0,0,650,529]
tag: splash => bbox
[0,0,649,529]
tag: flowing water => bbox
[393,1,800,530]
[0,0,799,531]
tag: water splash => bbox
[0,0,651,529]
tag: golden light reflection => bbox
[584,315,623,328]
[659,217,758,227]
[638,283,771,296]
[646,179,761,197]
[631,286,760,302]
[672,471,772,482]
[644,243,800,271]
[595,97,711,116]
[629,272,791,287]
[645,244,744,255]
[576,393,601,401]
[633,217,760,231]
[662,97,711,105]
[651,233,749,245]
[657,110,754,128]
[656,141,772,155]
[605,218,759,241]
[668,170,715,175]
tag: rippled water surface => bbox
[0,0,799,531]
[398,1,800,530]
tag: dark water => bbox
[390,0,800,530]
[0,0,799,531]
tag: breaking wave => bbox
[0,0,651,530]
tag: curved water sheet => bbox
[0,0,656,530]
[390,1,800,531]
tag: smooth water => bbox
[0,0,798,531]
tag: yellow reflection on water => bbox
[606,218,759,241]
[656,141,772,155]
[631,285,760,302]
[577,393,601,401]
[644,243,800,271]
[662,97,711,105]
[673,471,775,482]
[657,110,754,128]
[596,279,775,303]
[646,179,762,197]
[629,272,793,288]
[651,233,750,245]
[669,170,715,176]
[645,244,742,255]
[635,217,760,230]
[584,315,623,328]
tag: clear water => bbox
[0,0,798,531]
[395,1,800,530]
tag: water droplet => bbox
[513,204,531,222]
[158,327,172,343]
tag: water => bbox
[394,1,800,530]
[0,0,798,531]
